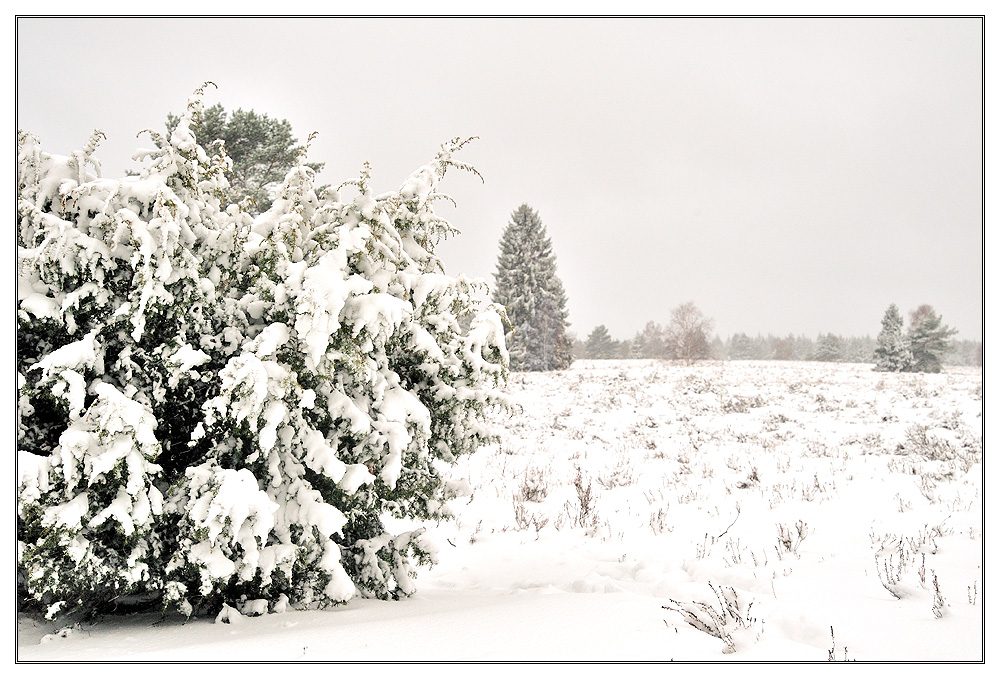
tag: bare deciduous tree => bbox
[664,302,714,363]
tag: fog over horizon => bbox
[16,17,984,342]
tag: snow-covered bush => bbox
[663,584,764,654]
[18,84,509,619]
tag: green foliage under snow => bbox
[17,84,509,620]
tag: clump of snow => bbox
[215,603,242,625]
[239,599,269,617]
[167,463,284,592]
[338,464,376,494]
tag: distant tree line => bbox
[481,200,980,375]
[724,332,877,363]
[581,302,719,364]
[575,303,981,369]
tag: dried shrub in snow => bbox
[897,424,958,461]
[650,507,672,535]
[663,583,763,654]
[566,466,598,528]
[674,373,722,396]
[775,520,809,558]
[512,498,549,537]
[597,448,637,488]
[17,85,509,619]
[516,464,552,502]
[720,393,765,414]
[930,572,948,618]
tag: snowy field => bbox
[17,360,984,662]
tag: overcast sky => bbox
[16,16,984,341]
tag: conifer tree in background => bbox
[585,325,617,359]
[944,339,983,367]
[840,335,876,363]
[631,321,666,359]
[493,204,573,371]
[727,333,756,360]
[906,304,957,373]
[812,333,843,362]
[165,104,324,213]
[708,336,727,361]
[17,85,509,621]
[771,335,796,361]
[872,303,911,372]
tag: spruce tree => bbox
[906,304,957,373]
[493,204,573,371]
[872,304,911,372]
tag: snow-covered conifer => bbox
[872,303,911,372]
[492,204,573,371]
[17,85,508,620]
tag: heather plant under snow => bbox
[17,84,509,620]
[18,360,982,661]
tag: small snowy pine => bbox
[872,303,911,372]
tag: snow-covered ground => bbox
[17,360,984,662]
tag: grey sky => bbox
[16,16,984,341]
